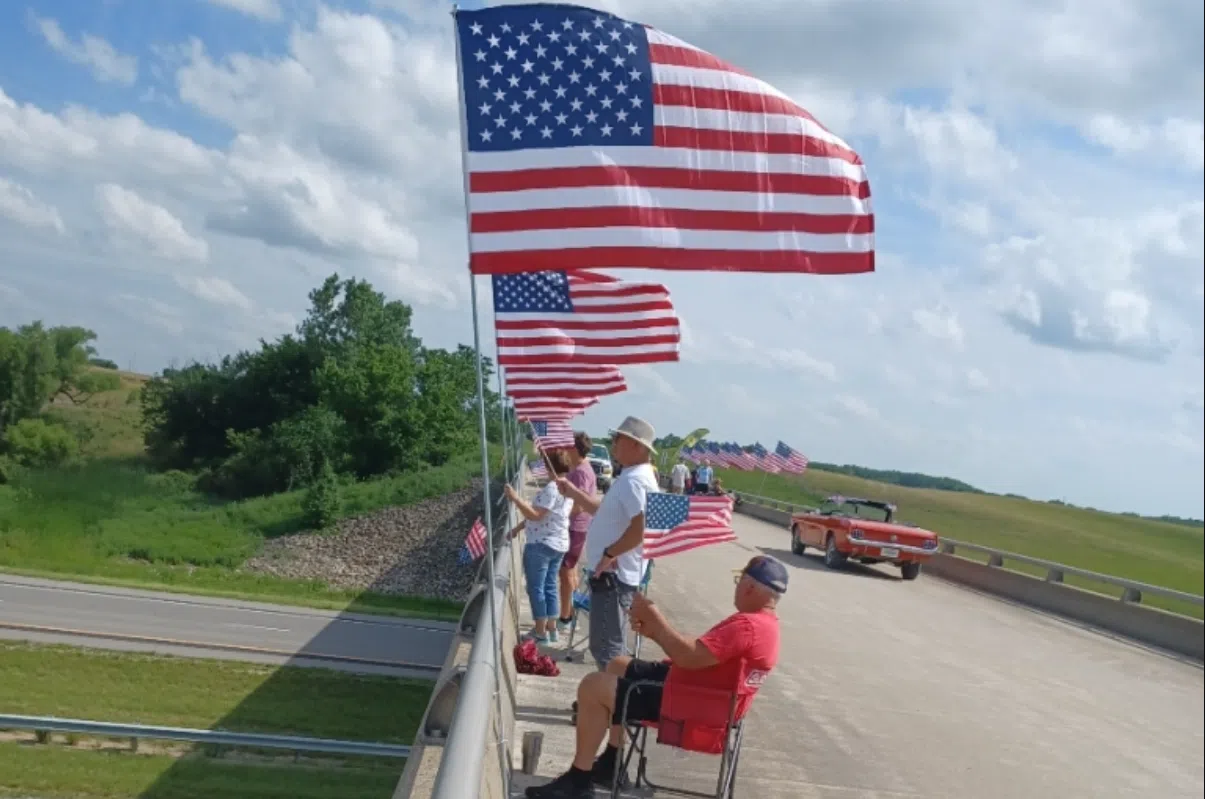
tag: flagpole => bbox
[496,367,512,486]
[450,7,507,794]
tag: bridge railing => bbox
[731,491,1204,662]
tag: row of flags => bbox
[680,440,808,475]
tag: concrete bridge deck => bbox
[509,511,1204,798]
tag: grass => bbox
[0,640,433,742]
[0,744,400,799]
[714,467,1204,618]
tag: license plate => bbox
[879,547,900,559]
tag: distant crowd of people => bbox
[504,416,785,799]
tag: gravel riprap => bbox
[243,478,501,602]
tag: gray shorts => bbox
[588,573,638,669]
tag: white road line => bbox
[224,623,290,633]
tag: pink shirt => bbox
[565,461,596,536]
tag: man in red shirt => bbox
[525,555,786,799]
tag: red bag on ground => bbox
[513,638,560,677]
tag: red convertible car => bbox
[789,495,939,581]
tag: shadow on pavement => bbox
[757,545,901,582]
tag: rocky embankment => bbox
[244,478,500,602]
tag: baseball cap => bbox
[744,555,789,594]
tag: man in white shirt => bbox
[556,415,659,669]
[669,460,689,494]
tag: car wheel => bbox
[823,534,847,569]
[900,562,922,581]
[790,526,805,556]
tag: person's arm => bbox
[555,477,602,515]
[605,511,644,558]
[508,519,527,539]
[505,484,549,523]
[630,595,719,670]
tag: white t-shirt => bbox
[583,462,659,587]
[525,482,573,553]
[670,463,689,486]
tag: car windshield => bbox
[590,444,610,460]
[820,499,893,523]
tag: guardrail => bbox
[731,491,1203,610]
[0,713,410,758]
[731,491,1204,661]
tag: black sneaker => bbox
[590,751,631,789]
[524,769,593,799]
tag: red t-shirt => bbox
[664,610,780,720]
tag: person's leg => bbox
[571,671,619,770]
[558,564,575,623]
[543,551,563,637]
[588,579,635,669]
[523,544,552,638]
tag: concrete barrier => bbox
[733,499,1204,662]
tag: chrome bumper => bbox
[850,541,937,557]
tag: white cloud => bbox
[30,15,138,85]
[0,177,65,233]
[835,394,881,422]
[175,275,253,311]
[205,0,282,21]
[966,368,991,392]
[912,305,966,349]
[96,184,209,263]
[1085,115,1205,172]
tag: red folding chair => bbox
[612,674,749,799]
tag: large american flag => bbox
[505,364,627,398]
[455,4,874,276]
[749,443,781,473]
[513,394,597,420]
[531,418,575,450]
[768,441,808,474]
[458,517,489,565]
[644,493,736,559]
[493,269,679,364]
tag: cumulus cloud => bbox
[205,0,282,20]
[30,14,138,85]
[0,177,65,234]
[96,184,209,263]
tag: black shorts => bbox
[612,659,669,725]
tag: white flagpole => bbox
[450,7,507,794]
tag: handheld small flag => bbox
[458,517,489,565]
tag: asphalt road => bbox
[0,574,455,678]
[513,511,1205,799]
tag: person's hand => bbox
[629,592,663,637]
[554,477,578,499]
[503,484,519,501]
[593,553,616,577]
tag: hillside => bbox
[43,368,147,459]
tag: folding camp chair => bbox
[612,677,747,799]
[564,560,655,662]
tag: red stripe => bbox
[656,126,862,165]
[473,247,875,275]
[470,166,869,198]
[647,43,751,78]
[496,332,680,348]
[495,317,679,331]
[472,206,873,235]
[499,351,679,365]
[508,387,619,398]
[569,284,670,300]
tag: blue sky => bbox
[1,0,1202,518]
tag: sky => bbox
[0,0,1202,519]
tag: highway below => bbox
[0,574,454,678]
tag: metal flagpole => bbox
[449,7,508,795]
[496,367,512,486]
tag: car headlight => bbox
[849,528,864,540]
[922,539,938,551]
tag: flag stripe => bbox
[471,184,872,215]
[473,226,874,253]
[471,206,872,235]
[502,349,678,365]
[470,166,870,197]
[476,246,874,275]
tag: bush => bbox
[302,459,342,531]
[4,418,79,468]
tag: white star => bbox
[622,21,633,29]
[615,81,628,95]
[535,44,547,58]
[630,123,643,135]
[531,20,543,32]
[511,127,522,140]
[599,69,612,82]
[608,29,621,41]
[504,46,518,60]
[582,55,595,69]
[585,110,599,123]
[584,83,598,97]
[493,88,506,101]
[476,76,489,89]
[629,95,643,108]
[554,84,568,98]
[628,68,642,81]
[600,123,613,136]
[578,29,591,40]
[525,113,538,126]
[517,33,530,45]
[568,70,581,84]
[565,43,578,56]
[478,101,492,115]
[470,22,483,35]
[570,124,583,136]
[592,16,605,28]
[487,33,500,48]
[540,126,553,139]
[548,31,561,43]
[520,59,535,73]
[550,57,564,71]
[501,22,512,33]
[480,128,492,141]
[615,109,629,122]
[537,72,552,85]
[595,42,609,54]
[474,49,487,62]
[625,42,637,55]
[524,87,537,100]
[555,112,568,125]
[507,74,521,88]
[490,62,504,75]
[570,97,583,111]
[561,18,574,30]
[509,101,522,115]
[600,96,614,109]
[539,99,553,112]
[612,55,625,67]
[494,114,507,127]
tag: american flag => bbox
[458,517,489,564]
[529,459,549,480]
[768,441,808,474]
[749,443,781,473]
[455,4,874,276]
[505,364,627,398]
[531,418,575,450]
[644,493,736,559]
[513,394,597,420]
[493,269,679,365]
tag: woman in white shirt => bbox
[505,450,574,643]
